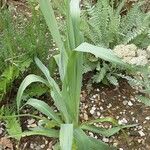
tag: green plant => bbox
[119,65,150,106]
[0,6,53,100]
[83,55,124,86]
[0,0,7,10]
[15,0,133,149]
[81,0,150,85]
[83,0,150,48]
[0,105,22,140]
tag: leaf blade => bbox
[16,74,48,111]
[25,98,63,124]
[75,42,126,66]
[60,124,73,150]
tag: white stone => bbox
[92,107,96,111]
[97,112,101,116]
[145,116,150,120]
[138,130,145,137]
[96,88,100,92]
[83,113,88,121]
[89,132,94,137]
[0,128,3,134]
[27,119,35,125]
[102,137,109,143]
[128,101,133,106]
[41,144,45,148]
[118,118,128,125]
[100,106,104,110]
[90,109,95,114]
[93,95,96,98]
[107,103,112,108]
[123,100,128,105]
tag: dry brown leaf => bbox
[0,137,13,150]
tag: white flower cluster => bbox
[113,44,150,66]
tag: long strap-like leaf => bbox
[16,74,48,111]
[39,0,68,80]
[25,98,63,124]
[60,124,73,150]
[35,57,70,123]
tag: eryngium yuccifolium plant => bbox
[15,0,134,149]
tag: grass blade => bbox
[35,57,60,92]
[81,117,118,126]
[89,137,116,150]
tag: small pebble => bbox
[138,130,145,137]
[107,103,112,108]
[92,95,95,99]
[138,139,142,143]
[118,118,128,125]
[27,123,37,128]
[113,142,118,147]
[92,106,96,111]
[128,101,133,106]
[41,144,45,148]
[100,106,104,110]
[83,113,88,120]
[89,132,94,137]
[96,88,100,92]
[130,112,134,115]
[90,109,95,114]
[123,100,128,105]
[97,112,101,116]
[122,96,126,99]
[102,137,109,143]
[145,116,150,120]
[45,140,48,145]
[0,128,3,134]
[27,119,35,125]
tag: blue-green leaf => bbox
[60,124,73,150]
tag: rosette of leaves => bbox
[15,0,133,149]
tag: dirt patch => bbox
[80,79,150,150]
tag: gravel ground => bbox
[80,79,150,150]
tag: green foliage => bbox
[83,0,150,48]
[81,0,149,85]
[118,65,150,106]
[5,113,22,140]
[0,106,22,140]
[60,124,73,150]
[0,6,53,100]
[15,0,134,149]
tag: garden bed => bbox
[0,0,150,150]
[0,79,150,150]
